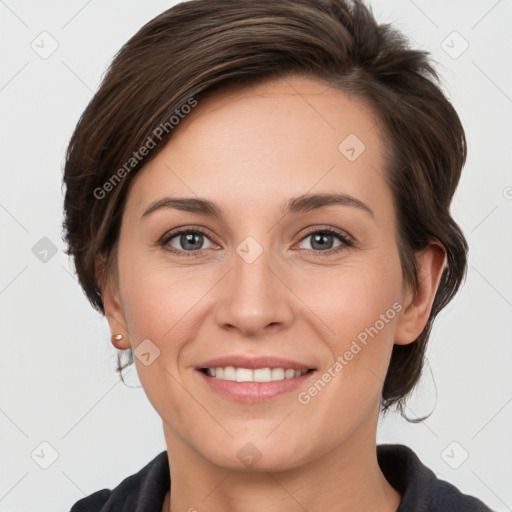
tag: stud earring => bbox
[112,334,124,344]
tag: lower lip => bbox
[195,369,316,403]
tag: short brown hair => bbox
[62,0,468,417]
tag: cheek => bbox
[293,257,402,400]
[119,254,206,342]
[294,258,402,338]
[297,275,401,435]
[117,259,201,421]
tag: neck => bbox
[162,414,401,512]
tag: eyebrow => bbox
[141,193,374,220]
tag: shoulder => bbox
[69,451,169,512]
[377,444,494,512]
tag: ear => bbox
[394,241,447,345]
[95,252,131,350]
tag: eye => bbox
[159,225,354,258]
[297,227,353,255]
[160,228,216,256]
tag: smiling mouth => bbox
[199,367,316,383]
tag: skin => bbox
[97,74,446,512]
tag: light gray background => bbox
[1,0,511,510]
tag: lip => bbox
[195,368,317,402]
[195,355,315,372]
[193,355,317,403]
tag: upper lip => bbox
[196,355,315,372]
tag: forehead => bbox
[125,74,391,223]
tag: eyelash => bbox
[159,226,354,258]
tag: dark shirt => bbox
[69,443,494,511]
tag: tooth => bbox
[223,366,236,381]
[253,368,272,382]
[271,368,285,381]
[207,366,307,381]
[235,368,254,382]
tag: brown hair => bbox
[62,0,468,418]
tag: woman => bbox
[63,0,493,510]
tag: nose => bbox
[213,238,294,337]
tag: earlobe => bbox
[111,333,128,350]
[95,253,131,350]
[394,242,447,346]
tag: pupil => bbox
[182,233,202,250]
[312,233,333,250]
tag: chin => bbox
[196,432,313,472]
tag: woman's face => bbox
[103,75,424,471]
